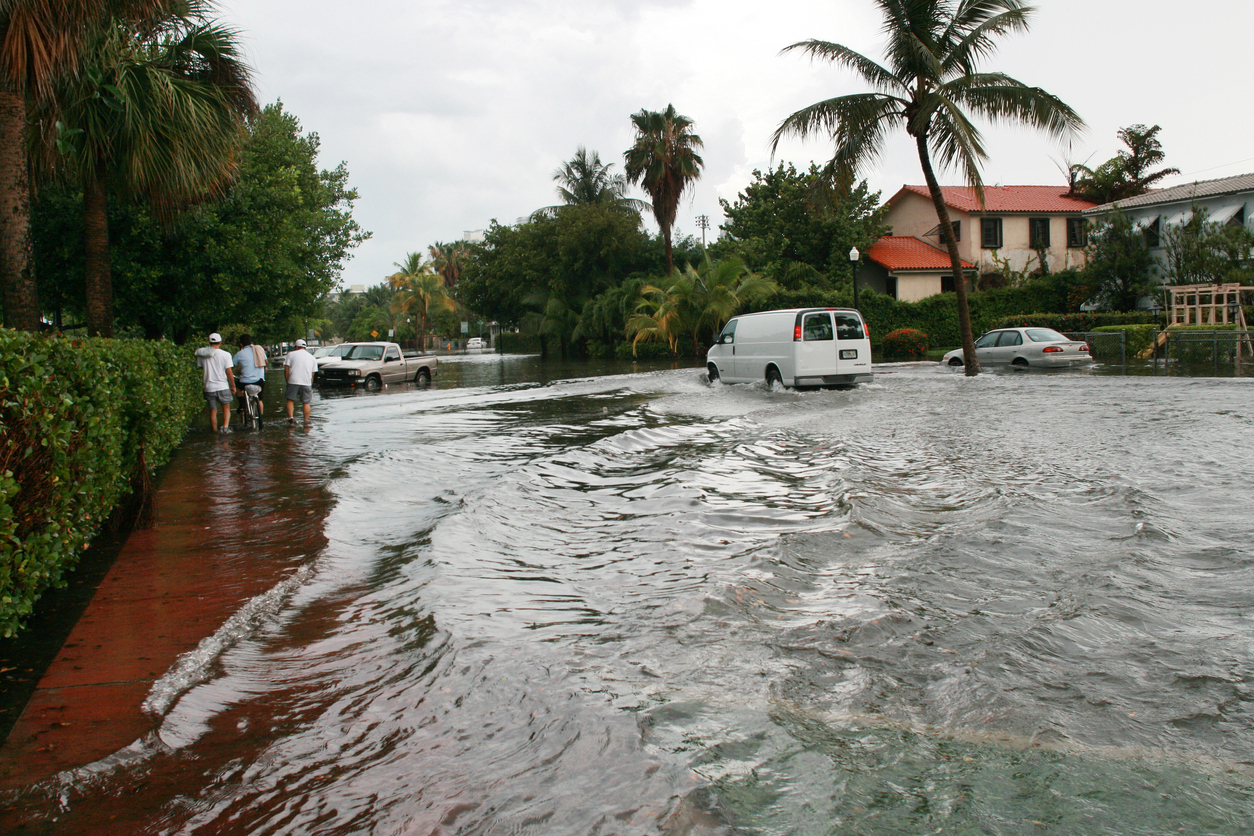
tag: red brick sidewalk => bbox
[0,432,327,790]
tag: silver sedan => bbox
[942,327,1092,368]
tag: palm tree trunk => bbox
[916,136,979,375]
[0,87,40,331]
[663,228,674,275]
[84,173,115,338]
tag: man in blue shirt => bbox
[233,334,268,427]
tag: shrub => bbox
[880,328,929,358]
[0,330,200,636]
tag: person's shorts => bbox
[204,389,232,409]
[237,379,265,407]
[285,383,313,404]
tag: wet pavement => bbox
[0,418,330,790]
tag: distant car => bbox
[466,337,485,350]
[942,327,1092,369]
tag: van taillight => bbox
[794,325,802,341]
[863,322,870,339]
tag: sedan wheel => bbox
[947,356,964,367]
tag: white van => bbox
[706,308,873,389]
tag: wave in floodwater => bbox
[5,358,1254,835]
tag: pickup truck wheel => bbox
[415,368,431,387]
[365,375,382,391]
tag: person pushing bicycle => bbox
[233,334,268,428]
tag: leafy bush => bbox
[991,311,1158,331]
[880,328,929,358]
[0,330,199,636]
[496,332,542,354]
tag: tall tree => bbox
[772,0,1083,374]
[537,146,649,219]
[0,0,177,330]
[34,5,256,336]
[624,104,704,275]
[390,252,454,351]
[428,240,470,289]
[1071,124,1179,204]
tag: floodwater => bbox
[4,355,1254,834]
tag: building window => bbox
[1067,217,1087,248]
[1230,206,1247,228]
[1145,218,1160,248]
[941,275,956,294]
[980,217,1002,249]
[1029,217,1050,249]
[951,221,960,242]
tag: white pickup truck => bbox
[316,342,438,390]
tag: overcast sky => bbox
[216,0,1254,290]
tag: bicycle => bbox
[241,383,264,431]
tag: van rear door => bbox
[834,311,872,378]
[796,310,836,379]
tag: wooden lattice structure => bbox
[1166,283,1251,326]
[1165,283,1252,358]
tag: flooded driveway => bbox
[2,356,1253,834]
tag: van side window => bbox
[718,320,737,344]
[803,313,833,341]
[834,313,864,340]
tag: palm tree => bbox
[390,252,454,351]
[0,0,180,330]
[531,147,648,221]
[624,105,704,275]
[34,6,256,336]
[428,240,470,289]
[1071,124,1178,204]
[772,0,1083,374]
[627,255,777,356]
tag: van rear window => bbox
[803,313,833,341]
[835,313,864,340]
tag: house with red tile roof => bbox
[859,185,1096,302]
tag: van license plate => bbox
[840,349,858,359]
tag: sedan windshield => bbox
[1026,328,1068,342]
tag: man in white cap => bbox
[195,332,237,433]
[284,338,318,425]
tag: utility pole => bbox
[696,214,710,248]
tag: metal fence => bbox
[1067,329,1254,377]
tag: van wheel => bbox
[707,364,719,383]
[766,367,783,389]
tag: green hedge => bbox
[496,332,542,354]
[991,312,1159,331]
[0,330,200,636]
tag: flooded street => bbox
[3,355,1253,834]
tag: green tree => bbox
[34,6,256,337]
[535,146,649,220]
[0,0,178,330]
[717,162,886,287]
[1162,206,1254,286]
[428,240,470,289]
[1071,125,1179,205]
[627,254,776,355]
[458,202,655,330]
[624,104,704,275]
[390,252,455,351]
[33,101,368,342]
[1084,210,1155,311]
[772,0,1084,374]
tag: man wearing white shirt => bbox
[195,332,236,433]
[284,339,318,425]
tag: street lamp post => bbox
[849,246,860,310]
[696,214,710,248]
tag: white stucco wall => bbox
[1093,194,1253,282]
